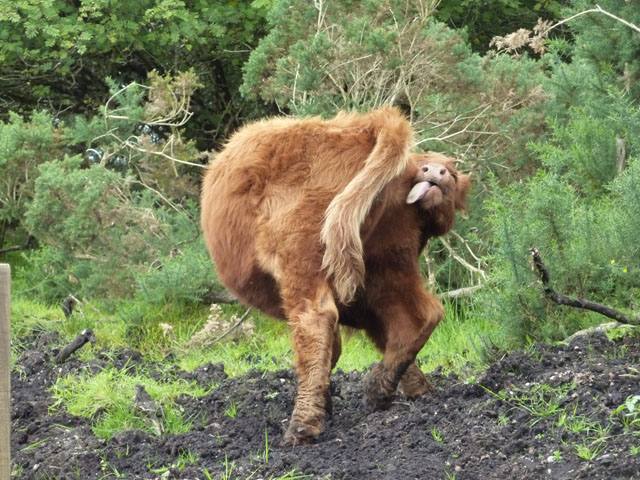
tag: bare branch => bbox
[542,4,640,36]
[441,284,484,299]
[530,248,640,326]
[440,237,487,280]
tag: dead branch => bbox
[541,4,640,36]
[441,237,487,280]
[530,248,639,326]
[492,4,640,56]
[55,329,95,363]
[441,284,484,299]
[211,308,252,344]
[0,236,35,255]
[562,321,635,344]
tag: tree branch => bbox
[0,236,35,255]
[441,284,484,299]
[530,248,639,326]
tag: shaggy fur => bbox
[200,108,470,445]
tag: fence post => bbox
[0,264,11,479]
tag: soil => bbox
[11,330,640,479]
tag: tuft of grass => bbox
[263,429,270,464]
[219,455,236,480]
[175,449,199,472]
[178,308,294,376]
[224,400,238,419]
[612,394,640,431]
[486,382,575,425]
[431,426,444,443]
[271,471,314,480]
[416,298,507,375]
[51,367,207,440]
[574,442,603,462]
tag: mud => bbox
[11,331,640,479]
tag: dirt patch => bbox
[11,331,640,479]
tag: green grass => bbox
[13,276,509,445]
[430,426,444,443]
[50,367,208,440]
[487,382,575,426]
[224,400,238,419]
[12,285,504,378]
[416,298,505,374]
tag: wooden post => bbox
[0,264,10,479]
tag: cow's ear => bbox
[455,173,471,211]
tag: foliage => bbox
[478,0,640,341]
[15,71,223,304]
[23,158,222,303]
[435,0,566,52]
[241,0,546,171]
[0,111,65,249]
[481,157,640,341]
[0,0,273,148]
[24,156,165,299]
[4,0,640,348]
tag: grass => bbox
[486,379,625,464]
[263,429,270,464]
[431,426,445,443]
[11,267,509,452]
[50,366,208,440]
[487,382,575,426]
[224,400,238,419]
[12,291,505,379]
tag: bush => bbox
[16,72,224,304]
[480,157,640,342]
[242,0,546,174]
[0,0,272,148]
[0,111,65,249]
[23,156,224,304]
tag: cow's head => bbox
[406,152,470,212]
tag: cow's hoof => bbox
[281,419,321,446]
[399,365,433,399]
[363,365,393,412]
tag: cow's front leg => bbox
[398,362,433,398]
[363,276,443,411]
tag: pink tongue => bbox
[406,181,432,204]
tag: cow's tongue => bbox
[406,181,433,204]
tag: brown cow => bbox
[200,107,470,445]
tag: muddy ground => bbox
[11,331,640,479]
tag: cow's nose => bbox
[421,163,448,184]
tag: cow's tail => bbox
[320,107,413,304]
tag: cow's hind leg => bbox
[281,280,338,445]
[363,278,443,411]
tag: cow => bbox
[201,107,470,445]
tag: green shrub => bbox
[480,158,640,342]
[135,238,223,306]
[0,111,65,248]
